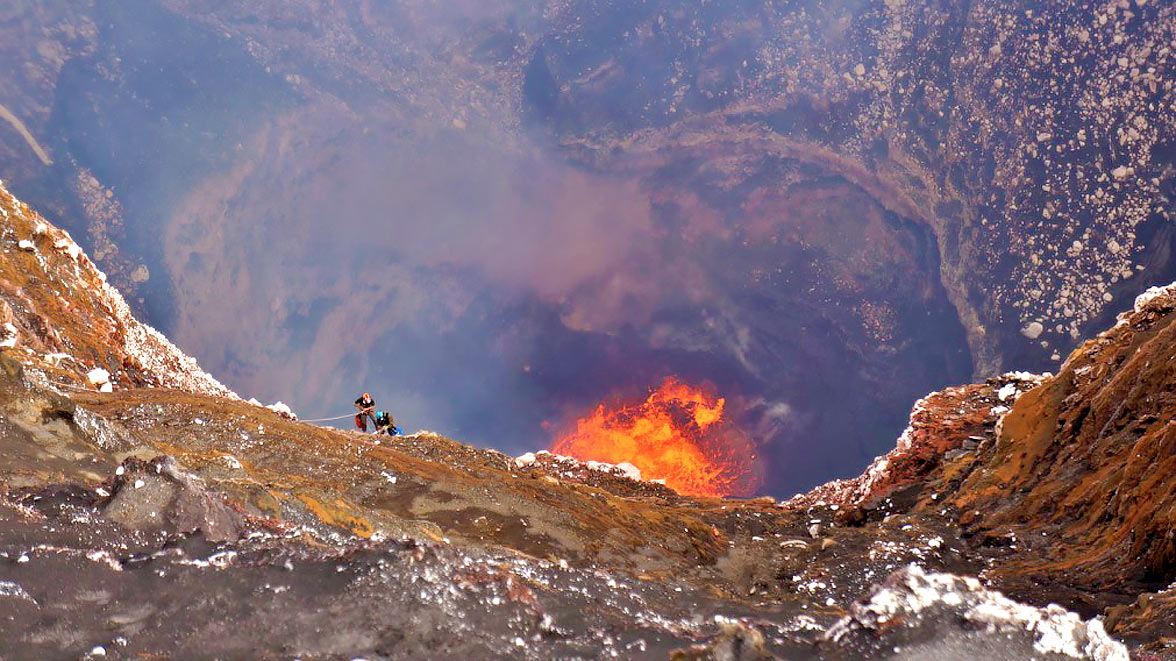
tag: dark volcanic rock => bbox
[2,181,1168,658]
[14,0,1176,499]
[3,488,745,659]
[102,457,244,543]
[823,565,1126,661]
[787,281,1176,656]
[670,622,775,661]
[935,285,1176,649]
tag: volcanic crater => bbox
[0,177,1173,658]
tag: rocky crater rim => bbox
[1,180,1173,657]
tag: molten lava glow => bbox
[552,378,753,497]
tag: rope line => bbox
[45,379,358,426]
[299,413,358,423]
[46,380,95,392]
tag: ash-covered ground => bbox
[2,0,1174,497]
[0,181,1164,659]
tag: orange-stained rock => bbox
[911,284,1176,646]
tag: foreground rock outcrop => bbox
[0,183,232,397]
[794,281,1176,655]
[826,565,1126,661]
[1,182,1172,658]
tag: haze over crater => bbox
[1,0,1174,495]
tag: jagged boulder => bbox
[0,182,235,397]
[670,622,776,661]
[103,456,244,543]
[823,565,1128,660]
[938,283,1176,610]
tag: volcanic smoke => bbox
[551,378,758,497]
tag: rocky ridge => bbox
[0,182,1171,658]
[4,0,1176,498]
[0,181,232,398]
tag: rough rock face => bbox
[791,280,1176,655]
[824,565,1127,661]
[0,184,1170,658]
[101,456,245,543]
[4,0,1175,498]
[0,182,233,397]
[3,1,1172,367]
[941,283,1176,646]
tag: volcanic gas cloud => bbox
[551,378,759,497]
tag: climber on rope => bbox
[354,392,377,433]
[375,410,400,437]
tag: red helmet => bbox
[363,393,370,398]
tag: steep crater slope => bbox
[0,183,231,397]
[528,0,1176,371]
[944,283,1176,646]
[3,0,1175,497]
[0,182,1160,658]
[802,282,1176,655]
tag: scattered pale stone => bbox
[87,368,111,386]
[997,383,1018,402]
[0,323,17,349]
[1021,321,1044,339]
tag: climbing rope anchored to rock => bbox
[48,375,400,436]
[298,413,358,423]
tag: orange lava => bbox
[552,378,753,497]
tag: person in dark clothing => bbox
[375,410,399,436]
[354,392,377,432]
